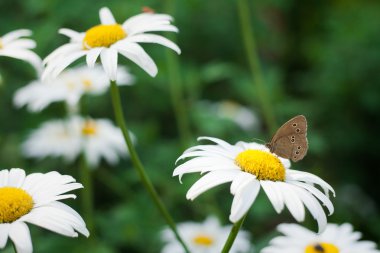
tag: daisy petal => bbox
[0,224,10,248]
[86,47,103,67]
[281,183,305,222]
[8,168,26,188]
[230,178,260,223]
[126,34,181,54]
[99,7,116,24]
[114,42,157,77]
[186,170,239,200]
[1,29,32,44]
[100,48,118,81]
[9,222,32,253]
[261,180,285,213]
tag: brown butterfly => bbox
[265,115,308,162]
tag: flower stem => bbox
[110,81,190,253]
[79,154,95,234]
[221,214,247,253]
[237,0,277,133]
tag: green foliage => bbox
[0,0,379,252]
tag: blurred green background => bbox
[1,0,379,252]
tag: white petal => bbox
[126,34,181,54]
[59,28,83,42]
[9,222,32,253]
[230,172,252,195]
[99,7,116,24]
[261,180,285,213]
[8,168,26,187]
[286,170,335,196]
[2,29,31,44]
[230,179,260,223]
[0,224,10,248]
[114,42,157,77]
[277,223,316,239]
[0,170,9,187]
[173,157,237,182]
[0,49,42,74]
[86,47,103,67]
[290,181,334,215]
[292,187,327,233]
[186,170,239,200]
[197,136,237,152]
[281,183,305,222]
[5,39,36,49]
[100,48,118,81]
[43,50,87,80]
[43,43,81,65]
[21,201,89,238]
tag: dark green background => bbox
[0,0,379,252]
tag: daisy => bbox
[22,116,133,168]
[261,223,380,253]
[0,168,89,253]
[196,100,259,131]
[173,137,335,232]
[42,7,180,81]
[161,216,251,253]
[0,29,42,73]
[14,65,134,112]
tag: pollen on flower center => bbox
[82,79,93,90]
[235,149,285,181]
[0,187,34,223]
[83,24,127,49]
[305,242,339,253]
[0,38,3,49]
[193,235,214,247]
[82,120,97,136]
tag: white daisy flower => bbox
[173,137,335,232]
[22,116,133,168]
[42,7,180,81]
[261,223,380,253]
[0,29,42,73]
[161,216,251,253]
[196,100,259,131]
[0,168,89,253]
[14,65,134,112]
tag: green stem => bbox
[221,214,247,253]
[79,154,95,234]
[165,0,192,148]
[237,0,277,133]
[110,81,190,253]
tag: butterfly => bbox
[265,115,308,162]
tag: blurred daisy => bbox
[0,168,89,253]
[161,216,251,253]
[42,7,180,81]
[0,29,42,73]
[22,116,133,167]
[14,65,134,112]
[174,137,335,232]
[196,100,259,131]
[261,223,380,253]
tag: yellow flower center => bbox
[0,38,3,49]
[235,149,285,181]
[0,187,34,223]
[305,243,339,253]
[82,120,97,136]
[193,235,214,247]
[83,24,127,49]
[82,79,93,90]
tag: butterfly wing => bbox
[268,115,308,162]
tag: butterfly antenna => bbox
[252,137,266,144]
